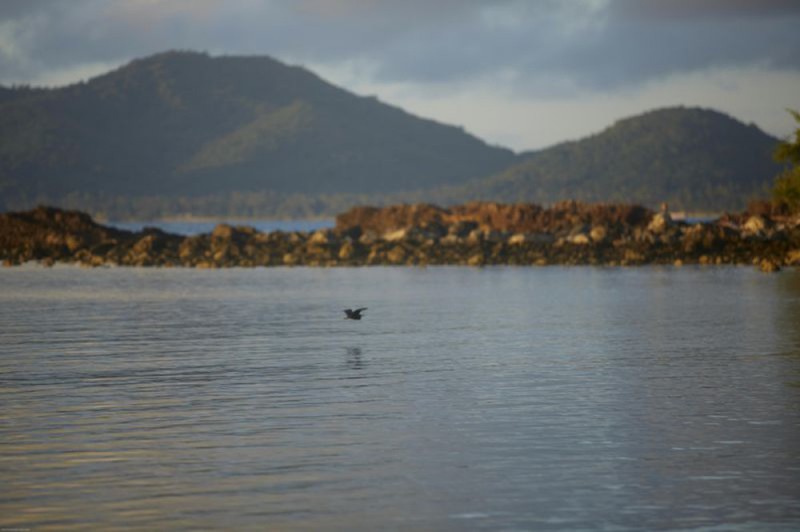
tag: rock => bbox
[338,241,356,260]
[358,230,379,245]
[211,224,235,239]
[483,230,505,243]
[287,232,305,244]
[449,220,479,237]
[759,258,781,273]
[508,233,528,245]
[308,229,333,245]
[589,226,608,243]
[386,246,407,263]
[743,215,768,236]
[623,249,646,263]
[467,253,485,266]
[65,234,86,252]
[568,233,591,245]
[647,212,672,234]
[1,203,796,269]
[179,236,206,260]
[132,235,158,255]
[420,221,447,239]
[466,229,484,244]
[440,234,462,245]
[366,248,383,265]
[383,228,408,242]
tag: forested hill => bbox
[445,107,783,212]
[0,50,785,218]
[0,51,515,215]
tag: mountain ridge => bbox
[0,50,515,210]
[0,51,785,218]
[436,106,783,212]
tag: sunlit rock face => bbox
[2,203,799,271]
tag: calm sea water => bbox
[1,266,800,531]
[107,219,334,236]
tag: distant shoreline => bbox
[97,215,336,223]
[98,212,720,224]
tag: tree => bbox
[772,109,800,213]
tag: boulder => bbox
[211,224,235,239]
[589,225,608,243]
[448,220,479,237]
[358,230,379,245]
[483,230,506,243]
[508,233,528,245]
[440,234,462,246]
[386,246,408,263]
[743,215,769,237]
[759,258,781,273]
[308,229,334,245]
[383,228,408,242]
[568,233,591,245]
[647,212,672,234]
[179,236,206,260]
[786,249,800,266]
[65,234,86,252]
[338,241,356,260]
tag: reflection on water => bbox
[346,347,365,371]
[1,266,800,530]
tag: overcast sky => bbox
[1,0,798,150]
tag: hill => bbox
[0,51,515,218]
[0,51,785,218]
[441,107,783,212]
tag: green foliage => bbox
[450,107,782,212]
[0,51,514,218]
[0,52,784,217]
[771,109,800,213]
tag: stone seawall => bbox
[2,203,799,272]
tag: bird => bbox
[344,307,367,320]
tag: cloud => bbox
[0,0,798,89]
[0,1,797,149]
[317,62,800,150]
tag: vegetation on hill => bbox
[0,51,514,216]
[771,110,800,213]
[440,107,781,213]
[0,51,785,218]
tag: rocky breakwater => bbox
[2,203,800,271]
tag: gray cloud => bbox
[0,0,798,93]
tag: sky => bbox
[1,0,798,151]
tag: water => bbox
[1,266,800,531]
[107,219,334,236]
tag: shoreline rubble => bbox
[2,203,799,272]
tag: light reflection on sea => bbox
[1,266,800,530]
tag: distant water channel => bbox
[1,266,800,530]
[108,219,334,235]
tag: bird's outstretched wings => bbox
[344,307,368,319]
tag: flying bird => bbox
[344,307,367,320]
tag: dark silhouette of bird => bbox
[344,307,367,320]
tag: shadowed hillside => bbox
[442,107,783,212]
[0,51,515,215]
[0,51,784,217]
